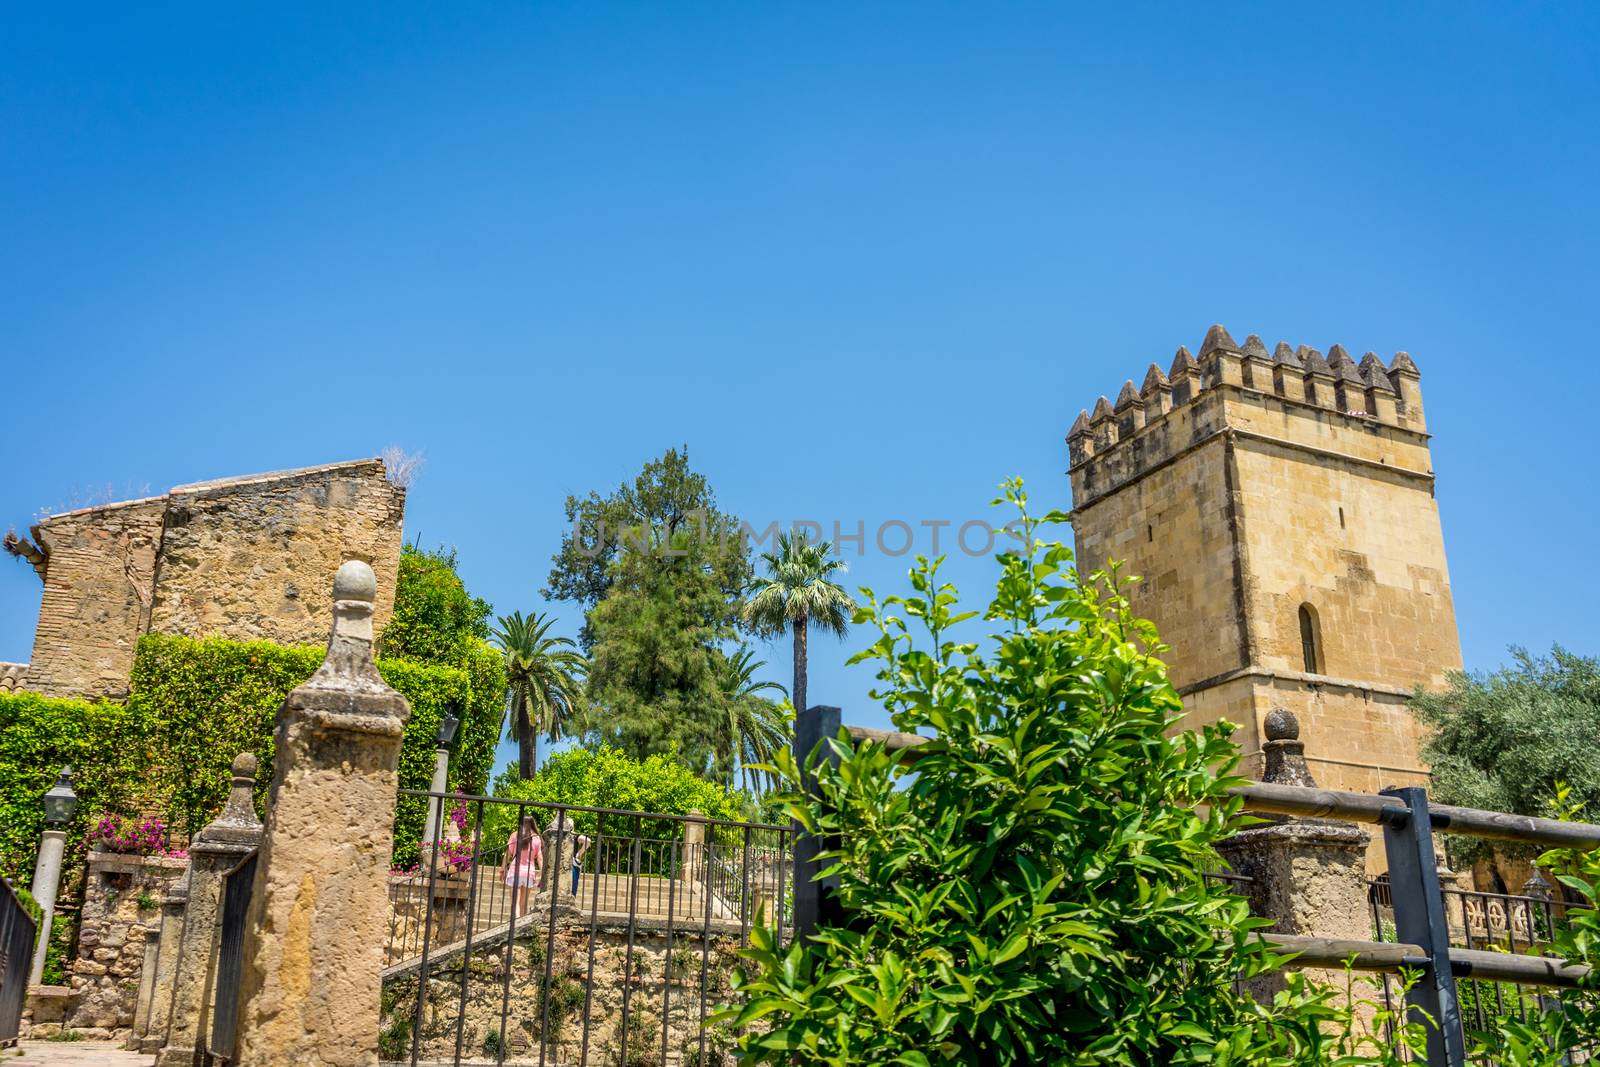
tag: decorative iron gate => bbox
[0,878,37,1048]
[207,849,258,1065]
[385,790,793,1066]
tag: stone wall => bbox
[53,851,188,1040]
[1070,429,1244,691]
[13,458,406,700]
[24,498,166,700]
[383,909,745,1067]
[148,461,405,648]
[1184,673,1431,819]
[1229,430,1459,689]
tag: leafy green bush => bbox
[1467,803,1600,1062]
[12,885,43,925]
[481,1028,507,1059]
[0,632,507,883]
[378,1012,413,1061]
[480,745,744,857]
[0,691,152,883]
[378,544,493,666]
[1412,646,1600,867]
[42,907,71,984]
[722,481,1420,1065]
[126,633,507,871]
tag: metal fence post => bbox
[1380,786,1466,1067]
[792,704,841,942]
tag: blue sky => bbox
[3,4,1596,776]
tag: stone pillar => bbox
[129,937,158,1048]
[420,746,450,850]
[28,828,67,986]
[1219,709,1373,999]
[1434,841,1471,942]
[142,869,189,1052]
[157,752,263,1067]
[235,560,411,1067]
[684,809,707,887]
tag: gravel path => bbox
[6,1041,153,1066]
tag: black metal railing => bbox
[1368,879,1595,1062]
[383,790,793,1066]
[207,850,259,1065]
[798,705,1600,1067]
[0,877,37,1048]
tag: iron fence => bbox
[207,850,259,1066]
[384,790,793,1066]
[0,877,36,1048]
[801,705,1600,1067]
[1368,878,1596,1062]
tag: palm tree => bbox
[715,646,790,793]
[742,533,855,720]
[490,611,586,780]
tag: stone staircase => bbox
[384,865,750,981]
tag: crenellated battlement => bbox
[1064,325,1459,820]
[1067,325,1428,501]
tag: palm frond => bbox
[491,609,588,750]
[742,531,856,637]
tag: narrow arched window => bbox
[1298,604,1322,674]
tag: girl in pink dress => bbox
[505,815,543,918]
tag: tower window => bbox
[1147,524,1154,543]
[1298,604,1323,674]
[1338,506,1345,529]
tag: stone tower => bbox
[1066,325,1461,795]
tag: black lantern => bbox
[42,766,77,827]
[436,707,460,747]
[1524,867,1553,902]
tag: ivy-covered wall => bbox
[0,691,150,888]
[0,633,507,883]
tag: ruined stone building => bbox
[2,459,407,700]
[1068,325,1460,797]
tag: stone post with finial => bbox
[156,752,263,1066]
[234,560,410,1067]
[1218,708,1374,1000]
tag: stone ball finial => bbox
[232,752,258,779]
[1263,707,1299,742]
[333,559,377,603]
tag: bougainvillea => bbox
[86,814,173,856]
[393,841,475,876]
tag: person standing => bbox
[505,814,543,918]
[569,832,592,897]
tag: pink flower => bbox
[87,813,176,856]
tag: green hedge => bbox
[0,633,507,882]
[0,691,151,885]
[480,746,745,856]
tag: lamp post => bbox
[30,766,77,986]
[420,707,460,850]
